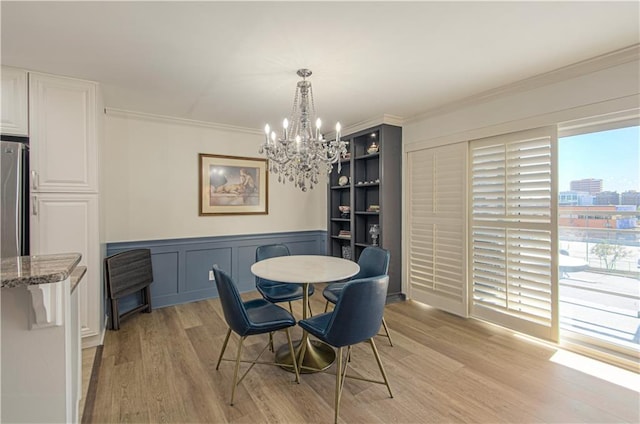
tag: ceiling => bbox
[2,1,639,131]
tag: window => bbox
[558,122,639,362]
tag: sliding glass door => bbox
[558,124,639,360]
[468,119,639,366]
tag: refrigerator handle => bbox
[32,196,38,216]
[31,170,38,190]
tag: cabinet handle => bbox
[32,196,37,216]
[31,170,38,190]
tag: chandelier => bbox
[259,69,348,191]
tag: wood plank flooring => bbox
[85,288,640,423]
[80,346,98,420]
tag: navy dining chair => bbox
[323,246,393,346]
[298,275,393,424]
[255,244,314,315]
[212,265,300,406]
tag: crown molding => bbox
[341,114,405,136]
[403,95,639,153]
[405,44,640,124]
[104,108,263,135]
[105,108,407,139]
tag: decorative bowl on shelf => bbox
[338,176,348,186]
[367,142,379,154]
[338,205,350,218]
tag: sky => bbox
[559,125,639,193]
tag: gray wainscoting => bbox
[106,231,327,311]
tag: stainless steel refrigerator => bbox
[1,137,29,258]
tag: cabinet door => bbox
[30,193,102,341]
[1,67,28,136]
[29,73,98,192]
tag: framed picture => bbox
[199,153,268,215]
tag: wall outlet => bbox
[209,270,215,281]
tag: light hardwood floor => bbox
[84,288,639,423]
[80,346,97,418]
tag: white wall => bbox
[103,111,327,242]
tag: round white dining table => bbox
[251,255,360,373]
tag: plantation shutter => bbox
[470,127,558,341]
[408,142,467,316]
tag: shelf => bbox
[355,242,379,248]
[327,124,401,276]
[355,152,380,160]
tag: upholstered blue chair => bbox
[255,244,314,315]
[299,275,393,424]
[323,246,393,345]
[212,265,300,406]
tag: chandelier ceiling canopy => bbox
[259,69,348,192]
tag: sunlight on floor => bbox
[513,333,640,392]
[549,350,640,392]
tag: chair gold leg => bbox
[369,338,393,398]
[381,316,393,347]
[324,300,329,313]
[288,301,293,314]
[216,328,232,370]
[285,328,300,384]
[230,336,245,406]
[308,299,313,317]
[343,346,351,388]
[334,346,343,424]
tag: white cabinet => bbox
[29,73,98,192]
[1,66,28,136]
[2,278,81,423]
[31,193,101,341]
[28,71,103,347]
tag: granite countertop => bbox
[1,253,82,288]
[70,266,87,293]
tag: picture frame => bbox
[199,153,268,215]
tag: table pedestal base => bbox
[276,338,335,374]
